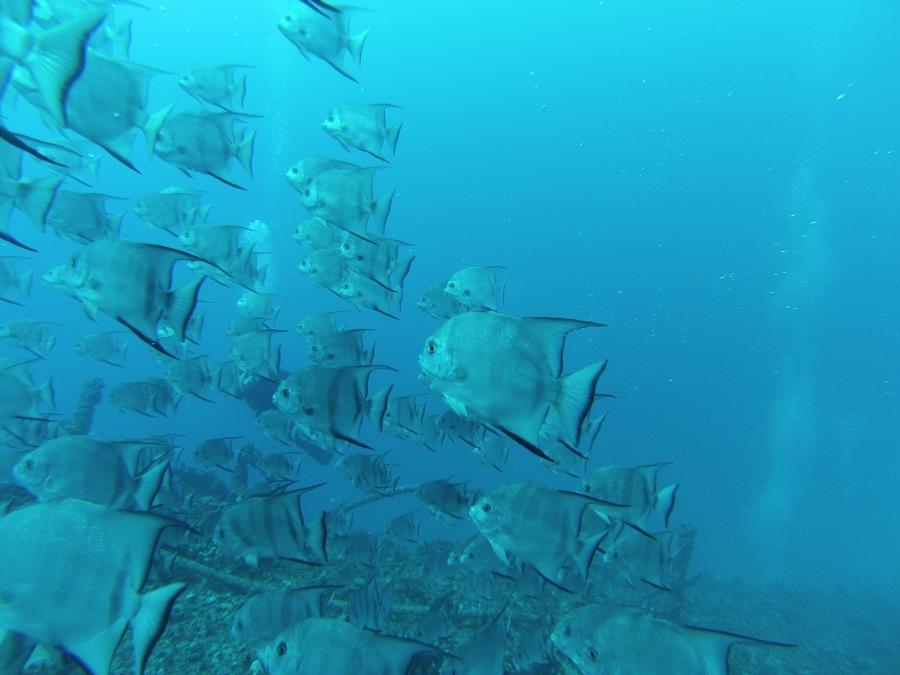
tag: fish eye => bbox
[447,281,456,288]
[276,641,287,656]
[563,624,572,636]
[290,167,298,174]
[303,406,315,416]
[481,502,491,513]
[280,388,290,399]
[25,459,34,470]
[587,646,598,661]
[426,340,437,354]
[217,528,226,539]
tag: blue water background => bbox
[3,0,899,600]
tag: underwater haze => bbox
[1,0,899,673]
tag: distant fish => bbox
[581,463,678,531]
[277,5,368,82]
[417,283,466,320]
[232,585,332,649]
[259,617,439,675]
[43,239,209,356]
[419,311,606,461]
[44,190,125,244]
[285,156,361,194]
[551,604,795,675]
[150,109,257,190]
[322,103,402,162]
[73,330,128,367]
[0,319,56,357]
[109,378,181,417]
[179,63,252,111]
[213,484,328,567]
[133,187,208,237]
[444,266,505,311]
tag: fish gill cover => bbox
[0,1,898,674]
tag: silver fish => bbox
[13,435,168,509]
[582,463,678,530]
[444,266,505,311]
[286,156,361,194]
[416,283,465,320]
[274,365,389,449]
[420,311,607,461]
[322,103,402,162]
[43,238,208,356]
[108,378,180,416]
[0,319,56,356]
[0,498,185,675]
[302,167,394,237]
[73,330,128,366]
[309,328,373,367]
[469,481,617,589]
[232,586,331,649]
[150,108,257,190]
[44,190,124,243]
[179,63,251,111]
[0,357,54,420]
[551,604,794,675]
[213,485,328,567]
[277,5,369,82]
[133,187,208,236]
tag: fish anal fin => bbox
[67,616,127,675]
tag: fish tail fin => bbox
[27,12,104,124]
[556,359,608,448]
[307,510,329,563]
[18,269,33,298]
[117,17,134,59]
[655,482,679,528]
[198,203,213,223]
[347,28,369,67]
[39,378,55,408]
[109,211,126,238]
[572,528,608,583]
[143,103,174,154]
[268,342,282,380]
[367,384,393,430]
[234,127,256,178]
[370,188,395,235]
[393,255,414,290]
[166,275,204,342]
[18,176,62,229]
[236,72,248,108]
[133,458,168,511]
[386,122,402,156]
[132,582,186,675]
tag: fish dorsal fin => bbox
[635,462,673,491]
[683,624,796,675]
[521,316,606,377]
[67,616,128,675]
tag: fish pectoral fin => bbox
[67,616,128,675]
[444,396,468,418]
[489,540,511,567]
